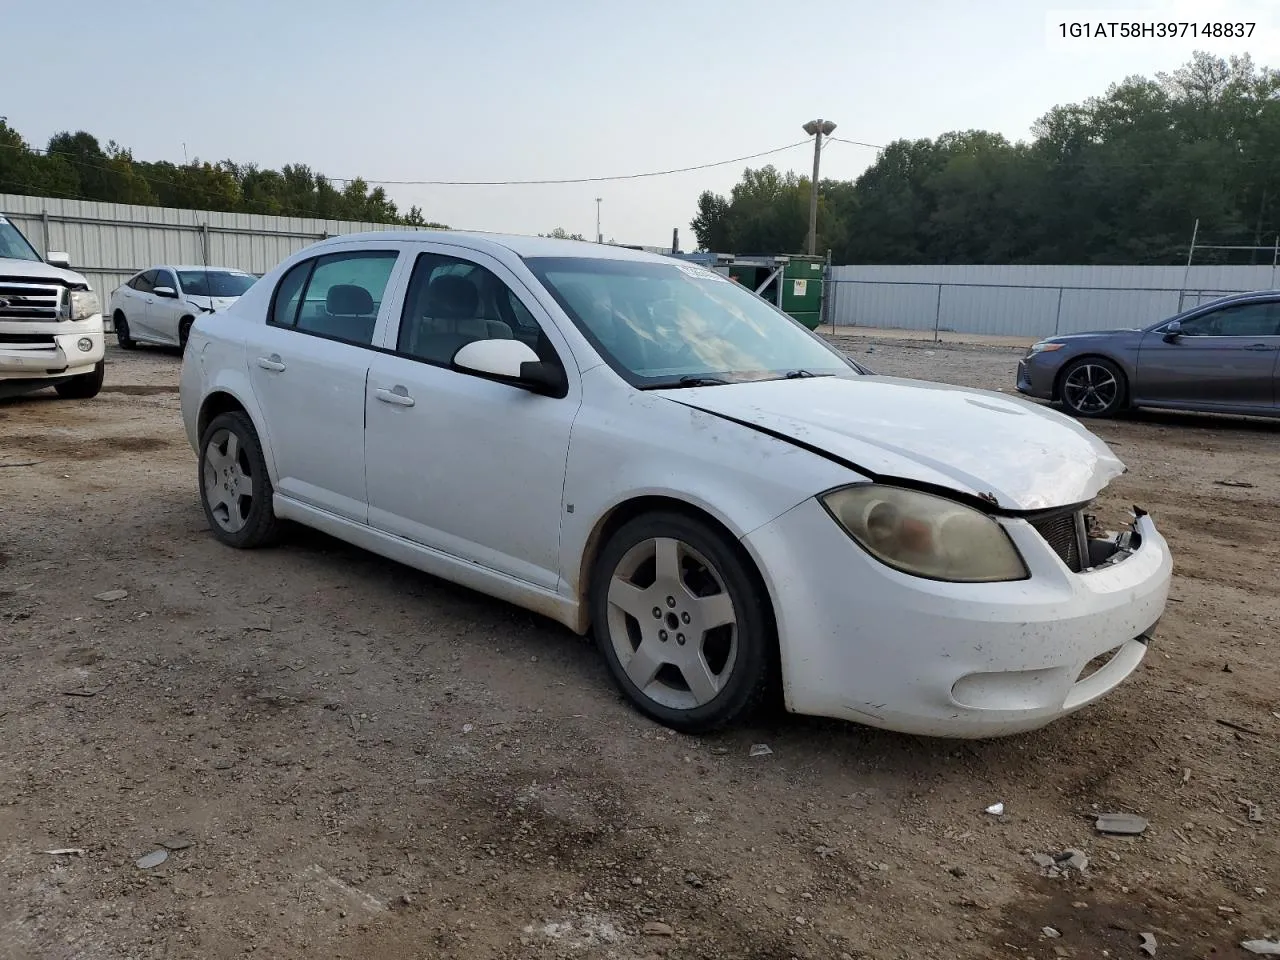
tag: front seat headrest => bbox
[427,275,479,319]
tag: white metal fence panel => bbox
[0,193,439,297]
[828,263,1280,338]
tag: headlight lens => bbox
[1027,341,1064,355]
[821,484,1028,582]
[63,289,102,321]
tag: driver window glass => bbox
[154,271,175,291]
[132,271,156,293]
[397,252,555,367]
[1179,302,1280,337]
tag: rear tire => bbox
[114,312,137,350]
[198,411,283,549]
[590,510,775,733]
[1059,357,1126,419]
[54,360,105,400]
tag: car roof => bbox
[307,230,674,264]
[151,265,253,272]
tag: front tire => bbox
[1059,357,1126,419]
[114,312,137,350]
[590,511,775,733]
[198,411,282,549]
[179,316,194,350]
[54,360,105,399]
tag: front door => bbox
[1135,299,1280,410]
[146,267,183,344]
[246,246,403,523]
[364,246,581,590]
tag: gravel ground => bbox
[1,334,1278,960]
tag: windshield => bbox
[0,216,43,263]
[177,269,257,298]
[523,256,855,387]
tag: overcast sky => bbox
[6,0,1278,246]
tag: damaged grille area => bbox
[1030,510,1084,573]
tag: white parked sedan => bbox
[109,265,257,350]
[179,232,1172,738]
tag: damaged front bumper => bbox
[742,498,1172,739]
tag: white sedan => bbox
[109,265,257,350]
[179,232,1172,738]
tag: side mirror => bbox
[453,339,567,396]
[1162,319,1182,343]
[46,251,72,268]
[154,286,178,298]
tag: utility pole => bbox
[595,197,602,243]
[802,119,836,256]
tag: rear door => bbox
[121,271,158,337]
[245,246,405,523]
[1135,299,1280,410]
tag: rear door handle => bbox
[375,385,415,407]
[1244,343,1275,351]
[256,354,286,372]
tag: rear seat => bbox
[296,284,379,344]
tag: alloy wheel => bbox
[203,428,254,533]
[604,536,739,710]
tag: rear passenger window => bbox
[270,251,398,346]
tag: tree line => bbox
[691,53,1280,265]
[0,125,447,227]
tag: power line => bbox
[830,136,886,150]
[323,140,814,186]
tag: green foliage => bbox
[692,52,1280,265]
[541,227,586,240]
[0,124,448,228]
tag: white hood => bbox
[0,256,89,287]
[665,375,1125,511]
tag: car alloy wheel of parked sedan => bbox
[1060,357,1125,418]
[180,231,1172,738]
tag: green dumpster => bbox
[780,257,825,330]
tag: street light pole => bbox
[595,197,602,243]
[802,119,836,256]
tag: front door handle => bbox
[1244,343,1275,351]
[375,385,415,407]
[256,354,286,372]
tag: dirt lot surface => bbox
[2,334,1278,960]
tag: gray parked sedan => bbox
[1016,289,1280,418]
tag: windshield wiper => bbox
[641,375,731,390]
[675,375,730,387]
[783,369,823,378]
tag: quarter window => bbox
[271,261,311,328]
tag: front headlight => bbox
[62,289,102,321]
[820,484,1028,583]
[1027,341,1064,355]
